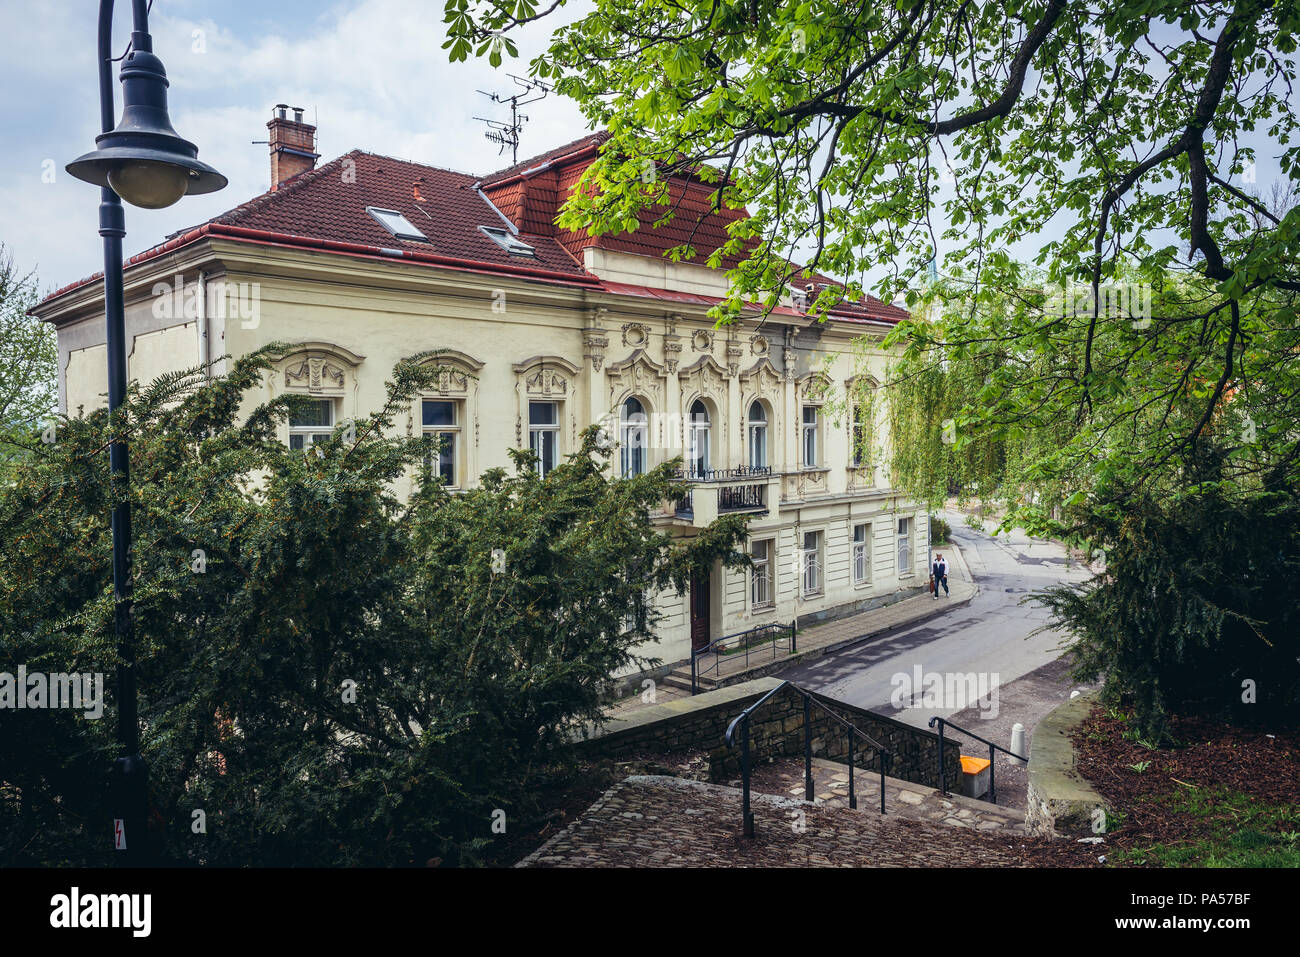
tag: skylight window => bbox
[366,206,427,242]
[478,225,536,258]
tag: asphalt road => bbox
[780,514,1094,734]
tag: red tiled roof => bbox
[797,272,910,324]
[480,132,608,186]
[204,150,588,277]
[36,133,906,327]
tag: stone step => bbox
[659,671,711,693]
[754,757,1028,835]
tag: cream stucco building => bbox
[36,119,930,671]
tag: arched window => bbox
[688,399,711,478]
[620,397,648,477]
[748,401,768,470]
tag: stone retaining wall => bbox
[1025,690,1113,837]
[576,677,963,793]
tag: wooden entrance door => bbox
[690,569,711,651]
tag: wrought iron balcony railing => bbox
[718,483,766,513]
[673,465,773,483]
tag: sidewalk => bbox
[608,539,978,717]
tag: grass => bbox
[1112,786,1300,867]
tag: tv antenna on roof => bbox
[474,75,550,166]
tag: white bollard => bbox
[1009,723,1027,766]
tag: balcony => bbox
[673,466,774,483]
[717,483,766,514]
[669,466,774,525]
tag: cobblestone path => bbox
[517,774,1046,867]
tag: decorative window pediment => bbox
[606,349,667,408]
[279,341,365,396]
[404,351,484,474]
[678,354,729,405]
[411,349,485,397]
[513,355,580,446]
[513,355,580,398]
[741,357,784,402]
[798,370,833,404]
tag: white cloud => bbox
[0,0,591,291]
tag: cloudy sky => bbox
[0,0,592,294]
[1,2,1291,298]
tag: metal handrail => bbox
[690,620,796,694]
[673,465,774,482]
[724,680,892,837]
[927,716,1028,805]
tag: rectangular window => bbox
[853,523,872,584]
[422,399,460,487]
[366,206,427,242]
[288,398,334,450]
[751,539,773,609]
[528,401,559,477]
[802,406,819,467]
[897,517,913,575]
[802,530,823,596]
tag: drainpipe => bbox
[196,270,207,379]
[927,509,933,591]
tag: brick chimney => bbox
[267,104,319,190]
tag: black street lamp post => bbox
[66,0,225,863]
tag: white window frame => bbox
[422,398,462,488]
[528,400,560,478]
[802,530,823,597]
[620,397,648,478]
[687,400,711,478]
[478,225,536,258]
[852,410,868,467]
[897,517,913,576]
[747,401,768,470]
[853,523,872,585]
[801,405,820,468]
[366,206,427,242]
[288,397,336,450]
[750,538,774,610]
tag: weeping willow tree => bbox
[879,255,1294,537]
[882,272,1069,522]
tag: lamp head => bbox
[67,36,226,208]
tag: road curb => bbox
[649,540,983,700]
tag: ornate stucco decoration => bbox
[583,307,610,372]
[512,355,582,447]
[725,334,744,377]
[514,355,579,398]
[679,354,729,407]
[798,370,833,404]
[750,334,770,357]
[740,357,784,404]
[691,329,714,352]
[782,326,798,380]
[403,348,484,438]
[279,341,365,397]
[663,314,683,374]
[606,349,668,410]
[622,322,652,348]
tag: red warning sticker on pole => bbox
[114,818,127,850]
